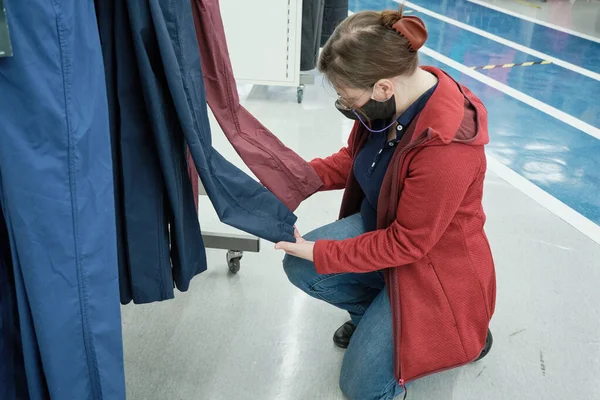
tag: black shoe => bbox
[333,321,356,349]
[475,329,493,362]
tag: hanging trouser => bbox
[96,0,183,304]
[0,212,28,400]
[0,0,126,399]
[321,0,349,47]
[191,0,323,211]
[301,0,325,71]
[94,0,134,304]
[123,0,300,245]
[95,0,300,303]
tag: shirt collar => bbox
[395,81,439,134]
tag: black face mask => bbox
[335,94,397,123]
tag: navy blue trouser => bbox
[95,0,298,304]
[0,213,27,399]
[96,0,194,304]
[0,1,126,399]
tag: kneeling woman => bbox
[275,9,496,400]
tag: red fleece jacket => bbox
[309,67,496,385]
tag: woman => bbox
[275,9,496,400]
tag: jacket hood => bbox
[413,66,489,146]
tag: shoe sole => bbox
[475,329,493,362]
[333,338,350,349]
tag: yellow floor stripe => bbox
[469,60,553,70]
[515,0,542,9]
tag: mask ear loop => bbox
[354,83,397,133]
[370,82,388,102]
[371,81,397,104]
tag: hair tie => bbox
[391,16,428,52]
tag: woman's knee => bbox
[281,253,298,282]
[339,373,399,400]
[283,217,363,293]
[282,254,316,292]
[339,371,370,400]
[339,333,400,400]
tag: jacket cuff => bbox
[279,221,297,243]
[308,160,323,181]
[314,239,336,275]
[284,210,298,227]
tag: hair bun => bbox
[391,16,428,52]
[380,10,403,28]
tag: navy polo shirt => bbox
[354,83,438,231]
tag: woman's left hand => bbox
[275,227,315,262]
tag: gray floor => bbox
[122,78,600,399]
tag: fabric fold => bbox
[191,0,323,211]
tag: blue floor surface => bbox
[407,0,600,74]
[349,0,600,227]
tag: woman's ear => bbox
[372,79,395,101]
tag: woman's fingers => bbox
[275,241,315,262]
[293,227,307,243]
[293,226,302,239]
[275,241,293,252]
[275,241,298,257]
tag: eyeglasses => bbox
[335,87,371,111]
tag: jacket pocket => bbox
[429,262,459,329]
[428,260,469,359]
[397,259,468,380]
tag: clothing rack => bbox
[220,0,306,102]
[198,181,260,273]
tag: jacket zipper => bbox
[389,269,407,392]
[386,136,435,393]
[388,143,417,392]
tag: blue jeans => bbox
[283,214,404,400]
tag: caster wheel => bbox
[226,250,243,274]
[297,85,304,103]
[228,258,241,274]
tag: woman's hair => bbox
[318,8,423,90]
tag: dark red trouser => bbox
[191,0,323,211]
